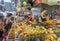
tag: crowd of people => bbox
[0,13,14,41]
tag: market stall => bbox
[5,18,60,41]
[5,0,60,41]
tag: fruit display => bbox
[46,17,50,21]
[45,28,54,34]
[8,21,46,39]
[57,38,60,41]
[40,20,57,26]
[44,33,57,41]
[9,31,15,39]
[8,20,59,41]
[45,20,57,25]
[56,20,60,23]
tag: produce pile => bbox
[8,20,60,41]
[45,20,56,25]
[42,33,57,41]
[8,21,46,39]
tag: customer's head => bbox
[16,12,20,16]
[42,7,47,11]
[7,13,13,17]
[27,7,31,11]
[21,7,26,11]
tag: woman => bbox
[5,13,14,31]
[40,8,49,22]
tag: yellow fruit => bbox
[23,1,27,6]
[46,18,49,21]
[57,38,60,41]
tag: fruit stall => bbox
[6,18,60,41]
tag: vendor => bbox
[40,8,49,22]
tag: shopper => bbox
[0,13,4,41]
[2,29,7,41]
[20,7,26,20]
[34,0,40,6]
[27,8,33,23]
[50,11,55,19]
[40,8,49,22]
[5,13,14,31]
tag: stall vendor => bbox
[40,8,49,22]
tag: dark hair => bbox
[7,13,12,17]
[27,8,31,11]
[0,16,3,18]
[16,12,20,16]
[11,17,14,20]
[42,7,47,11]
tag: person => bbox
[16,12,20,19]
[50,10,55,19]
[20,7,26,20]
[34,0,40,6]
[40,8,49,22]
[28,14,32,23]
[28,0,33,6]
[56,7,60,20]
[0,13,4,41]
[27,8,33,23]
[2,29,7,41]
[4,13,14,32]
